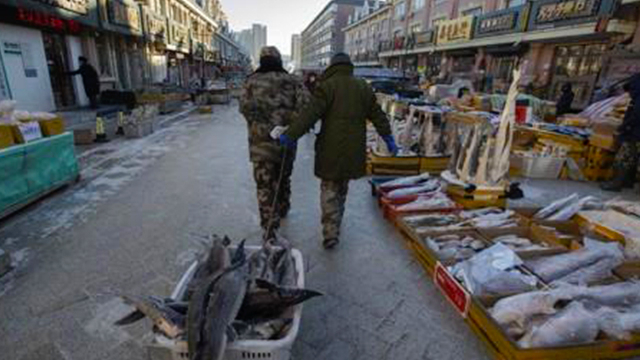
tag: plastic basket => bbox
[146,246,305,360]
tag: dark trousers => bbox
[88,93,99,109]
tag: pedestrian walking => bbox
[601,74,640,192]
[68,56,100,109]
[239,46,310,239]
[279,53,397,249]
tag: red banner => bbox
[434,262,471,318]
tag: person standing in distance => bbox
[280,53,397,249]
[68,56,100,109]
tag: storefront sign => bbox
[15,7,82,33]
[475,5,526,37]
[29,0,88,15]
[434,262,470,317]
[169,22,189,52]
[528,0,617,30]
[107,0,141,31]
[436,16,474,45]
[144,9,167,42]
[415,30,434,47]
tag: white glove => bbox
[270,126,289,140]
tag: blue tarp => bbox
[0,132,79,214]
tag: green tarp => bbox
[0,132,79,214]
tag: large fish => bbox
[187,241,231,360]
[231,318,293,341]
[237,279,322,321]
[188,236,232,298]
[115,295,186,339]
[201,259,250,360]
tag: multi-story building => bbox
[376,0,640,109]
[344,1,392,66]
[291,34,302,70]
[234,24,268,67]
[300,0,368,70]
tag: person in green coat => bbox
[280,53,397,249]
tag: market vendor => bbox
[279,53,397,249]
[601,74,640,192]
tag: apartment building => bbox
[344,1,392,66]
[291,34,302,70]
[300,0,367,70]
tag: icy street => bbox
[1,103,638,360]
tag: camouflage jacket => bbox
[240,71,310,162]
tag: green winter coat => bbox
[286,64,391,180]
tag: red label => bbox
[17,7,82,34]
[434,262,471,318]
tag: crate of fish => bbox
[377,175,442,207]
[135,238,319,360]
[382,192,463,221]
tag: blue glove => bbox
[279,134,296,149]
[382,135,398,156]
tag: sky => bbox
[221,0,329,56]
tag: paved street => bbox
[1,103,637,360]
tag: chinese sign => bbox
[29,0,88,15]
[536,0,599,23]
[434,263,470,317]
[528,0,616,30]
[145,11,167,41]
[108,0,141,31]
[475,6,525,37]
[16,7,82,33]
[436,16,474,45]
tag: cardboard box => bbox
[0,125,15,149]
[73,128,95,145]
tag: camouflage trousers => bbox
[320,179,350,240]
[614,141,640,172]
[252,150,295,232]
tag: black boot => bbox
[601,168,633,192]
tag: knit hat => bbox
[330,53,352,66]
[260,46,282,60]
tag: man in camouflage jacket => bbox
[239,46,310,238]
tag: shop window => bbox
[395,2,406,19]
[96,35,114,78]
[412,0,425,11]
[462,7,482,17]
[554,44,605,77]
[492,55,517,81]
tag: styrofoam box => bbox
[146,246,304,360]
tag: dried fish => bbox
[379,173,431,189]
[404,214,459,228]
[518,301,599,349]
[232,318,293,341]
[386,180,440,199]
[526,239,623,283]
[395,193,456,212]
[425,234,487,261]
[238,279,322,321]
[534,194,580,220]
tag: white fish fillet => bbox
[386,181,440,199]
[380,173,431,189]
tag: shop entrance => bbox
[42,32,76,109]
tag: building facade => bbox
[344,1,392,66]
[300,0,368,70]
[291,34,302,70]
[0,0,246,112]
[234,23,267,67]
[375,0,640,108]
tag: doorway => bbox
[42,31,76,109]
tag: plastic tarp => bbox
[0,132,79,214]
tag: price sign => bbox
[18,122,43,143]
[433,262,471,318]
